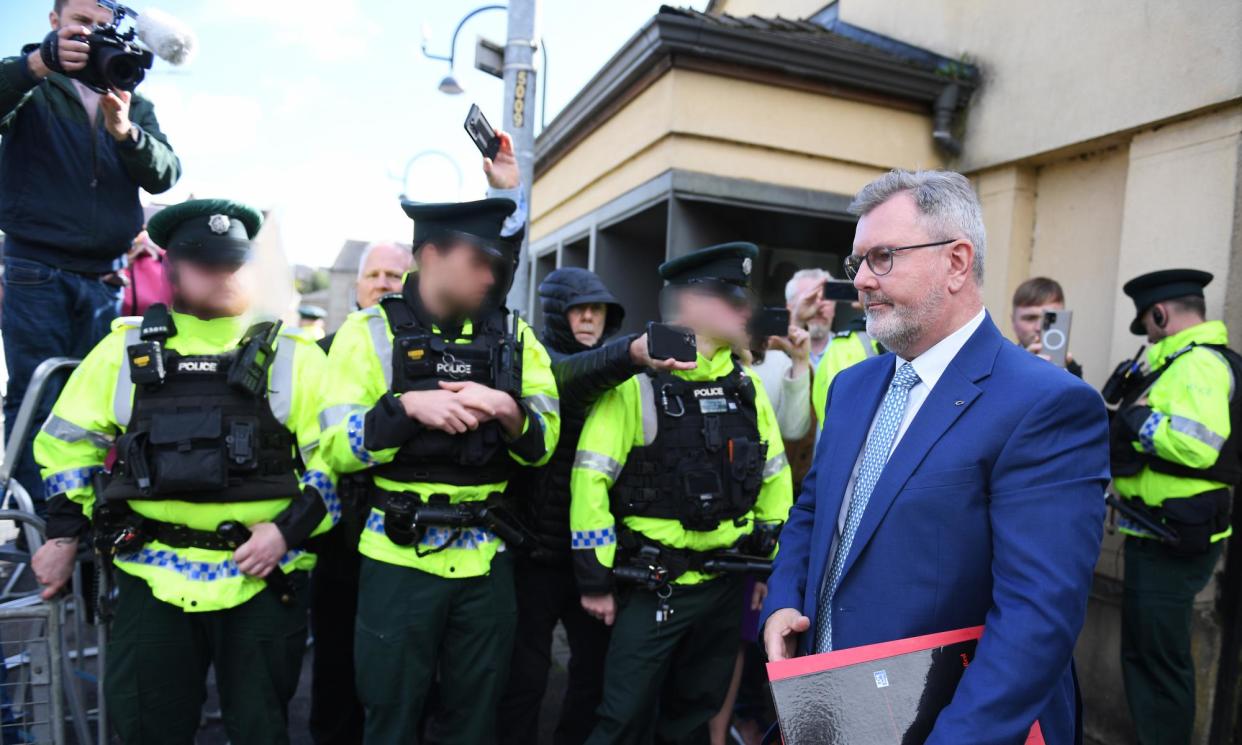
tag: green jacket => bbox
[1115,320,1235,541]
[0,56,180,271]
[318,301,560,579]
[570,348,793,589]
[35,313,336,612]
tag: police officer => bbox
[30,199,337,745]
[1110,269,1241,745]
[811,314,880,433]
[571,242,793,744]
[318,196,560,744]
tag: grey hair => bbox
[785,267,833,303]
[849,169,986,283]
[356,241,403,280]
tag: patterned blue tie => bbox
[815,362,921,653]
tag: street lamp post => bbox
[391,149,464,202]
[421,1,540,314]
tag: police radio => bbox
[229,321,282,398]
[1102,345,1147,406]
[492,311,524,397]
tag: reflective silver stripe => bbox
[114,325,142,427]
[300,440,319,460]
[574,450,622,482]
[319,403,364,431]
[763,451,789,479]
[1167,415,1226,452]
[523,394,559,417]
[268,336,297,425]
[638,375,658,446]
[858,332,878,358]
[364,307,393,389]
[41,414,113,449]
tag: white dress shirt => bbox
[834,308,987,536]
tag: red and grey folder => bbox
[766,626,1044,744]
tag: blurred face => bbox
[419,240,499,317]
[850,193,953,358]
[1011,299,1063,348]
[171,259,255,318]
[52,0,112,30]
[677,288,753,351]
[567,302,607,347]
[788,275,835,341]
[356,243,413,309]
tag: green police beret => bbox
[147,199,264,265]
[1122,268,1213,335]
[659,242,759,299]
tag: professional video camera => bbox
[37,1,196,93]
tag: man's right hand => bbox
[581,592,617,626]
[28,26,92,80]
[763,607,811,662]
[32,537,79,601]
[399,389,481,434]
[630,333,697,373]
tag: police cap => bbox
[1122,268,1213,335]
[658,242,759,300]
[147,199,263,266]
[401,197,518,260]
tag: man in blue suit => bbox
[762,169,1109,744]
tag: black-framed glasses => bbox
[843,238,957,279]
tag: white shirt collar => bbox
[896,307,986,390]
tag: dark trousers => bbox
[106,570,309,745]
[1121,536,1223,745]
[498,556,611,745]
[309,526,365,745]
[355,553,517,744]
[1,256,119,508]
[587,575,745,745]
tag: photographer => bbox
[0,0,181,510]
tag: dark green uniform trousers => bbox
[354,553,517,744]
[107,569,310,745]
[1121,536,1223,745]
[587,575,745,745]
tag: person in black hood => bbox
[498,266,692,745]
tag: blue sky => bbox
[3,0,707,267]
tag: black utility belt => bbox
[1118,489,1231,556]
[97,510,257,554]
[372,489,532,553]
[613,530,772,590]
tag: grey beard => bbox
[864,285,946,358]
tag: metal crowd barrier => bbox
[0,357,105,744]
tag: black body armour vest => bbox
[373,293,523,487]
[612,364,766,531]
[1111,342,1242,485]
[102,306,300,503]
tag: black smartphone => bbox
[822,279,859,302]
[749,307,790,339]
[464,103,501,160]
[647,322,697,363]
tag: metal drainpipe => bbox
[931,83,963,157]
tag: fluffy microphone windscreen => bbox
[136,7,197,66]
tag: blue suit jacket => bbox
[762,315,1108,745]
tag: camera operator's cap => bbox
[1122,268,1213,335]
[659,242,759,300]
[401,197,518,260]
[146,199,263,266]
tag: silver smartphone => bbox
[1041,310,1072,367]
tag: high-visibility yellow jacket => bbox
[570,347,793,589]
[1115,320,1235,542]
[34,312,336,612]
[318,302,559,579]
[812,330,880,431]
